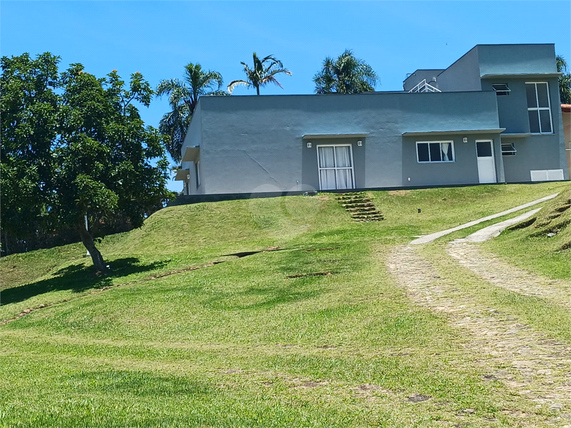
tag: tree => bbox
[1,53,60,254]
[556,54,571,104]
[313,49,378,94]
[1,53,173,272]
[227,53,291,95]
[156,63,225,163]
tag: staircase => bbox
[337,192,384,222]
[408,79,441,93]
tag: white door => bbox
[317,145,355,190]
[476,141,497,183]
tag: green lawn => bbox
[1,182,569,427]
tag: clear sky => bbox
[2,1,570,192]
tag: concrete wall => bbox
[477,44,557,76]
[402,133,504,186]
[181,106,204,194]
[191,91,500,194]
[436,47,482,92]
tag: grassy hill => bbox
[1,182,569,428]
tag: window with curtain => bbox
[526,82,553,134]
[416,141,455,163]
[317,145,355,190]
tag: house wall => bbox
[502,134,568,182]
[301,138,366,190]
[402,133,504,186]
[482,76,568,182]
[477,44,557,76]
[180,105,204,194]
[436,47,482,92]
[192,91,500,194]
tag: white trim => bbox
[492,83,511,95]
[415,140,455,163]
[316,144,356,190]
[525,82,553,135]
[475,139,497,184]
[403,128,505,137]
[303,133,368,140]
[501,142,517,156]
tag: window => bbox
[317,145,355,190]
[526,82,553,134]
[501,143,517,156]
[195,161,200,187]
[416,141,454,163]
[492,83,510,96]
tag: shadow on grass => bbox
[66,370,215,397]
[1,258,167,306]
[203,279,326,311]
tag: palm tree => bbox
[556,54,571,104]
[313,49,378,94]
[157,63,225,162]
[227,53,291,95]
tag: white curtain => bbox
[441,142,450,161]
[320,170,336,190]
[336,169,353,189]
[335,146,351,167]
[318,145,354,190]
[318,146,335,168]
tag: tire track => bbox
[386,244,571,424]
[447,241,571,310]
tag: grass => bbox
[482,187,571,279]
[1,181,569,427]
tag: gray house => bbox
[176,44,569,196]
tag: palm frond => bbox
[227,79,251,94]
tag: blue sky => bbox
[2,1,570,191]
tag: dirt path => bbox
[386,244,571,425]
[447,241,571,310]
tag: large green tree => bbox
[227,53,291,95]
[313,49,378,94]
[556,54,571,104]
[1,53,172,272]
[1,53,60,253]
[156,63,225,163]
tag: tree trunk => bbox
[77,221,108,273]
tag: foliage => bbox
[556,54,571,104]
[156,63,226,163]
[313,49,378,94]
[0,53,61,253]
[227,53,291,95]
[1,53,173,271]
[483,189,570,279]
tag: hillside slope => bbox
[1,182,569,428]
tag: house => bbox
[175,44,569,198]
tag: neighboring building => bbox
[176,44,569,196]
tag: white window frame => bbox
[416,141,455,163]
[316,144,356,190]
[492,83,510,96]
[501,143,517,156]
[525,82,553,135]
